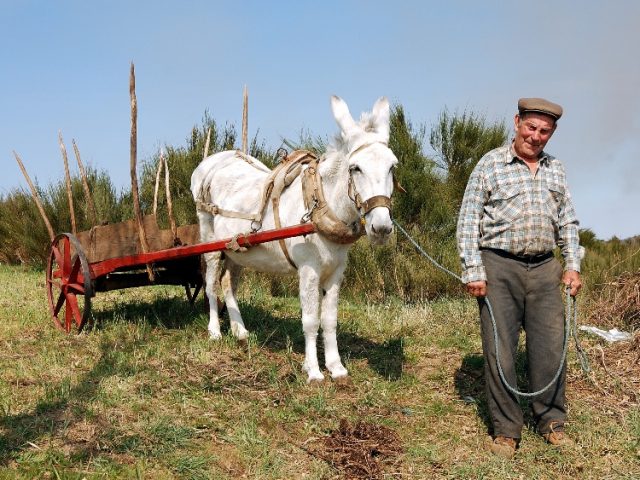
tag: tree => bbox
[429,108,508,205]
[389,104,444,230]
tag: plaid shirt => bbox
[457,145,582,283]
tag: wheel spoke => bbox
[64,294,73,333]
[69,256,81,281]
[51,244,64,270]
[66,282,85,295]
[47,276,61,289]
[53,290,66,316]
[62,236,71,276]
[66,292,83,328]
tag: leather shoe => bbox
[543,430,574,446]
[488,436,517,458]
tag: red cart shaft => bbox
[90,222,317,278]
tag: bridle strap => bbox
[348,141,388,158]
[360,195,391,215]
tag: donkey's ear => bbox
[331,95,358,136]
[371,97,390,141]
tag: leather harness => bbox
[195,148,392,268]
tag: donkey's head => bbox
[331,96,397,245]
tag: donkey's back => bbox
[191,150,271,219]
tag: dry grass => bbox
[586,271,640,331]
[576,270,640,420]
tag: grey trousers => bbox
[479,249,567,439]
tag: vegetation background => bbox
[1,104,638,478]
[2,105,638,301]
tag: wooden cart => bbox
[46,221,316,333]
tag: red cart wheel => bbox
[46,233,93,333]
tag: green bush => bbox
[0,169,126,266]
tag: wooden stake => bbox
[13,151,55,240]
[72,139,98,225]
[129,62,154,281]
[161,151,177,241]
[153,153,163,216]
[59,132,77,235]
[203,127,211,160]
[242,85,248,154]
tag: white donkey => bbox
[191,96,397,382]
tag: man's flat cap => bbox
[518,98,563,120]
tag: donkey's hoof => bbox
[208,330,222,340]
[231,325,249,341]
[306,371,325,384]
[329,365,349,379]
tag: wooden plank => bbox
[76,218,201,263]
[76,215,164,263]
[176,224,200,245]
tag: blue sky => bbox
[2,1,639,240]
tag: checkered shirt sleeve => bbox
[457,160,489,283]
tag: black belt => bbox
[482,248,554,263]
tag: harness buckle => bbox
[276,147,288,163]
[250,220,262,233]
[225,234,249,252]
[301,198,318,223]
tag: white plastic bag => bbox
[579,325,633,342]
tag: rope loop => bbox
[392,219,590,398]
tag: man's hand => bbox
[466,280,487,297]
[562,270,582,296]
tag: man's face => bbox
[513,112,556,161]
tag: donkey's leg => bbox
[321,266,348,379]
[197,211,224,339]
[221,261,249,341]
[203,252,223,339]
[298,264,323,382]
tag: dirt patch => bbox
[306,418,403,479]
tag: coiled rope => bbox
[393,219,590,398]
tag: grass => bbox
[0,264,638,479]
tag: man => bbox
[456,98,583,458]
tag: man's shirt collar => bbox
[507,143,550,166]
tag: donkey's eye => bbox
[350,165,361,173]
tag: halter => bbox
[346,142,393,218]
